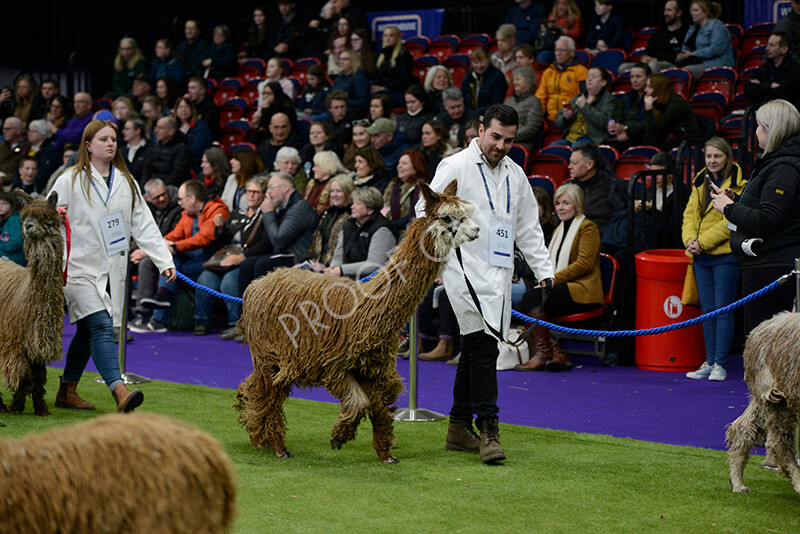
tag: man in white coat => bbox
[416,104,554,464]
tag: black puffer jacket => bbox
[725,133,800,269]
[141,131,191,187]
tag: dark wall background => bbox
[2,0,744,94]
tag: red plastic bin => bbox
[634,249,705,372]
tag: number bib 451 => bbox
[488,216,513,269]
[99,210,129,256]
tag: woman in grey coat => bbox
[554,66,617,146]
[503,67,543,153]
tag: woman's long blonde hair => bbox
[70,120,139,210]
[113,37,144,71]
[376,26,404,68]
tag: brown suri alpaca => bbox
[727,312,800,495]
[0,413,237,534]
[0,190,63,416]
[235,180,479,463]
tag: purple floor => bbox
[53,320,751,451]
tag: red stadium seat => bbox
[529,154,569,186]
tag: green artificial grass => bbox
[2,367,799,533]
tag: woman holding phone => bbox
[682,136,746,382]
[711,99,800,335]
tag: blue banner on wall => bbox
[745,0,791,29]
[366,9,445,42]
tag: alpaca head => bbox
[418,179,479,258]
[15,190,61,242]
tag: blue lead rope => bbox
[173,269,793,338]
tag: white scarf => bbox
[549,214,585,273]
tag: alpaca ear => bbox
[47,191,58,208]
[417,180,440,212]
[442,179,458,197]
[13,188,33,208]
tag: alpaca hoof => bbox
[382,455,399,464]
[732,485,750,493]
[331,439,343,450]
[0,404,8,413]
[34,408,51,417]
[276,450,293,459]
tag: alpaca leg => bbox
[367,374,403,463]
[369,404,398,463]
[727,401,763,493]
[237,362,292,458]
[766,406,800,494]
[331,374,369,449]
[0,394,7,413]
[9,369,33,414]
[30,362,50,416]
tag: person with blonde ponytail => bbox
[370,26,414,107]
[51,120,175,413]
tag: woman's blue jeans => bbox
[63,310,123,390]
[693,253,739,368]
[194,268,241,327]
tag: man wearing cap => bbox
[367,118,410,177]
[53,92,94,150]
[131,74,152,113]
[415,103,554,464]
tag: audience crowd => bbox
[1,0,797,378]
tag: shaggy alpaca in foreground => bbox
[0,190,63,416]
[0,413,237,533]
[235,180,478,462]
[727,312,800,495]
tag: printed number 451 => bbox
[496,229,508,238]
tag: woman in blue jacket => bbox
[173,97,213,174]
[676,0,734,78]
[461,48,509,115]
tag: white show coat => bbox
[53,164,175,327]
[416,139,554,337]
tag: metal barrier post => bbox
[393,310,446,422]
[796,258,800,312]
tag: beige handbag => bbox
[681,261,700,307]
[496,327,531,370]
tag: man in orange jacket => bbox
[133,179,229,332]
[535,36,588,122]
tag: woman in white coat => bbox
[52,120,175,413]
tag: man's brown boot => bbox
[478,417,506,464]
[420,339,454,361]
[111,384,144,413]
[54,377,95,410]
[445,419,480,453]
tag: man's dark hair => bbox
[482,104,518,129]
[326,90,349,108]
[572,142,603,170]
[773,31,791,49]
[630,62,652,76]
[41,78,58,88]
[650,151,676,174]
[187,76,208,89]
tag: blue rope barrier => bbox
[174,269,793,338]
